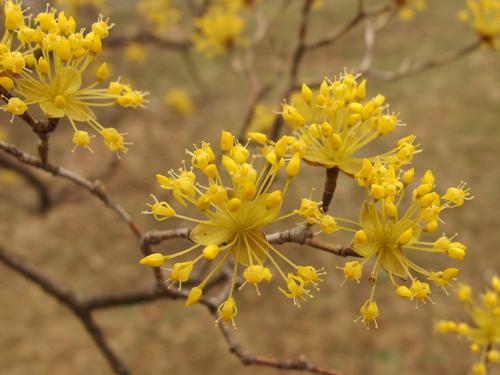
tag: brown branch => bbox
[217,322,343,375]
[0,244,130,375]
[0,140,141,238]
[0,154,51,214]
[366,40,481,81]
[321,167,339,213]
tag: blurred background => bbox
[1,0,499,374]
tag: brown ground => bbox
[1,0,500,374]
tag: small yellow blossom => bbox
[140,130,329,325]
[192,2,245,58]
[436,275,500,375]
[164,88,194,116]
[124,42,146,64]
[458,0,500,48]
[283,74,420,176]
[137,0,180,32]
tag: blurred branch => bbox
[365,40,481,81]
[0,140,141,238]
[0,244,130,375]
[0,154,51,214]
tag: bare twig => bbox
[321,167,339,212]
[0,245,130,375]
[217,323,343,375]
[366,40,481,81]
[0,140,141,238]
[0,154,51,214]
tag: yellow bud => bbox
[96,63,109,81]
[330,133,342,149]
[492,276,500,292]
[139,253,167,267]
[354,229,367,244]
[320,121,333,136]
[247,132,267,145]
[422,169,435,185]
[384,197,397,218]
[458,284,472,302]
[320,215,337,234]
[402,168,415,185]
[456,323,470,336]
[370,184,386,200]
[218,298,237,322]
[357,80,366,99]
[220,130,233,151]
[286,153,301,177]
[266,190,282,209]
[361,101,375,120]
[186,287,203,307]
[348,102,363,113]
[472,362,486,375]
[397,228,413,245]
[222,155,238,175]
[448,246,465,260]
[470,343,480,353]
[0,76,14,90]
[203,164,217,178]
[487,350,500,363]
[37,56,49,74]
[54,95,66,109]
[203,245,220,260]
[396,285,413,298]
[348,113,361,126]
[301,83,312,103]
[483,291,497,308]
[228,197,241,212]
[374,94,385,107]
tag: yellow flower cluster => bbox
[333,163,471,328]
[459,0,500,48]
[163,88,194,116]
[282,74,419,176]
[396,0,426,21]
[140,130,329,326]
[192,1,246,58]
[0,2,147,155]
[436,277,500,375]
[137,0,180,32]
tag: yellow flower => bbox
[246,104,275,135]
[436,276,500,374]
[283,75,420,176]
[124,42,146,64]
[137,0,180,32]
[140,130,328,325]
[164,88,194,116]
[329,163,470,325]
[0,5,147,155]
[459,0,500,48]
[192,3,245,58]
[396,0,426,21]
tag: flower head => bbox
[436,276,500,374]
[283,74,420,176]
[137,0,180,31]
[458,0,500,48]
[192,2,245,58]
[0,4,147,155]
[140,130,328,326]
[328,163,471,326]
[164,88,194,116]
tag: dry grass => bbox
[1,0,500,374]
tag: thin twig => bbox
[366,40,481,81]
[107,31,190,50]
